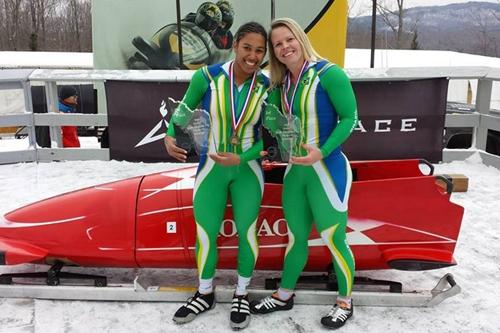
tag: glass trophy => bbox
[263,103,301,162]
[168,98,212,155]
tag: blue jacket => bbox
[58,101,76,113]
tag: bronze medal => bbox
[231,134,239,145]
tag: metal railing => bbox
[1,67,500,168]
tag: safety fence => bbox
[1,67,500,168]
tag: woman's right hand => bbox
[164,136,187,162]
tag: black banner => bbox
[105,78,448,163]
[345,78,448,162]
[105,80,189,162]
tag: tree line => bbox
[348,0,428,51]
[2,0,500,58]
[0,0,91,52]
[347,0,500,58]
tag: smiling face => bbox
[232,32,266,79]
[270,25,304,69]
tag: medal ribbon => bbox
[282,60,309,116]
[229,61,257,141]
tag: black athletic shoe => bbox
[230,294,251,330]
[320,303,353,329]
[249,294,294,314]
[172,291,215,324]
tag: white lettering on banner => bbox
[354,118,418,133]
[375,119,392,132]
[401,118,417,132]
[354,121,367,133]
[218,218,289,237]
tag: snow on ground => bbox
[0,154,499,332]
[0,136,100,151]
[0,51,93,69]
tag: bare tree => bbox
[376,0,406,48]
[489,1,500,56]
[32,0,56,50]
[347,22,373,49]
[347,0,377,48]
[0,0,91,52]
[410,28,419,50]
[408,16,420,50]
[70,0,81,51]
[469,10,498,56]
[0,2,6,49]
[78,0,92,51]
[29,0,40,50]
[3,0,24,50]
[348,0,377,18]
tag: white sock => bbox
[235,275,251,296]
[336,296,352,309]
[198,278,213,294]
[277,288,293,301]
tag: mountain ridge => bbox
[348,1,500,56]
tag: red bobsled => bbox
[0,159,464,273]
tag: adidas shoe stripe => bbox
[186,304,200,314]
[250,294,294,314]
[230,294,251,329]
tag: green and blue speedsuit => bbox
[266,61,358,296]
[167,62,269,280]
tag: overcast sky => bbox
[350,0,500,16]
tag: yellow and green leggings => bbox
[280,153,355,297]
[194,159,263,280]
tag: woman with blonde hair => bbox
[250,18,358,330]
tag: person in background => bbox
[212,0,235,49]
[250,18,358,330]
[164,21,268,330]
[58,86,81,148]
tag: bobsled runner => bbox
[0,159,464,306]
[0,273,459,307]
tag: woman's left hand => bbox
[290,144,323,165]
[209,152,241,166]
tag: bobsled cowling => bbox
[0,159,464,272]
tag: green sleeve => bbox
[318,65,358,157]
[239,139,263,163]
[166,68,210,137]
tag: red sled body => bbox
[0,159,464,272]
